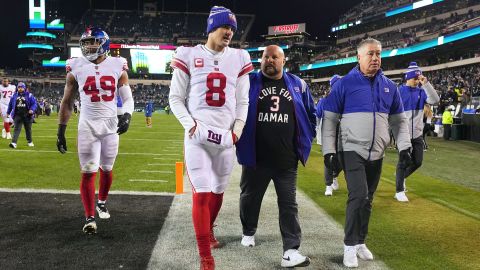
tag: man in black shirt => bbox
[236,45,316,268]
[7,82,37,148]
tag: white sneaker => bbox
[394,191,409,202]
[332,177,339,190]
[344,245,358,268]
[241,234,255,247]
[325,185,333,196]
[27,142,34,147]
[356,244,374,260]
[9,142,17,149]
[1,129,5,138]
[6,132,11,139]
[281,249,310,268]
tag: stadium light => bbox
[26,32,57,39]
[18,43,53,50]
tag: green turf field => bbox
[300,138,480,270]
[1,113,478,269]
[0,112,183,192]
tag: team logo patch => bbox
[384,87,390,93]
[194,58,204,68]
[294,86,300,93]
[207,130,222,144]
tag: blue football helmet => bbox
[80,27,110,61]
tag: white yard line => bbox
[129,179,169,183]
[148,163,173,166]
[0,148,180,156]
[140,170,173,174]
[0,188,174,196]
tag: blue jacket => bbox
[236,71,317,167]
[145,102,154,116]
[315,98,325,119]
[7,91,37,119]
[322,66,411,161]
[399,82,439,139]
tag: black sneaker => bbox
[83,216,97,234]
[96,203,110,219]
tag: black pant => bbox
[239,165,301,252]
[395,137,424,192]
[12,115,33,144]
[422,123,431,149]
[339,151,382,246]
[324,156,343,186]
[443,124,452,140]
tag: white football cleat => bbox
[1,129,5,138]
[6,132,11,139]
[96,203,111,219]
[9,142,17,149]
[281,249,310,268]
[83,216,97,234]
[332,177,339,190]
[241,234,255,247]
[356,244,374,260]
[344,245,358,268]
[27,142,34,147]
[325,185,333,196]
[394,191,409,202]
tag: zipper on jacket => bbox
[367,79,376,161]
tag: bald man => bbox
[236,45,316,268]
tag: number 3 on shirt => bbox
[205,72,226,107]
[83,76,116,102]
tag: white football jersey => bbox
[66,56,128,121]
[171,45,253,129]
[0,84,16,106]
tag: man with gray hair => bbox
[322,38,412,268]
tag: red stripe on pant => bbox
[98,168,113,201]
[192,192,211,258]
[80,172,97,218]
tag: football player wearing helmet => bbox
[57,27,134,234]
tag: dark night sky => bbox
[0,0,363,68]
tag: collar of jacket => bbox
[351,65,384,81]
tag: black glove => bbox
[324,153,340,176]
[117,112,132,135]
[57,124,67,154]
[399,148,412,167]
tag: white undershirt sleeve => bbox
[169,69,196,131]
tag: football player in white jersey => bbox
[0,78,15,139]
[57,27,134,234]
[169,6,253,270]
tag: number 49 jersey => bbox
[171,45,253,129]
[66,56,128,120]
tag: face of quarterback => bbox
[208,25,234,51]
[2,78,9,87]
[261,45,286,80]
[357,43,382,77]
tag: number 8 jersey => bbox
[170,45,253,129]
[66,56,128,120]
